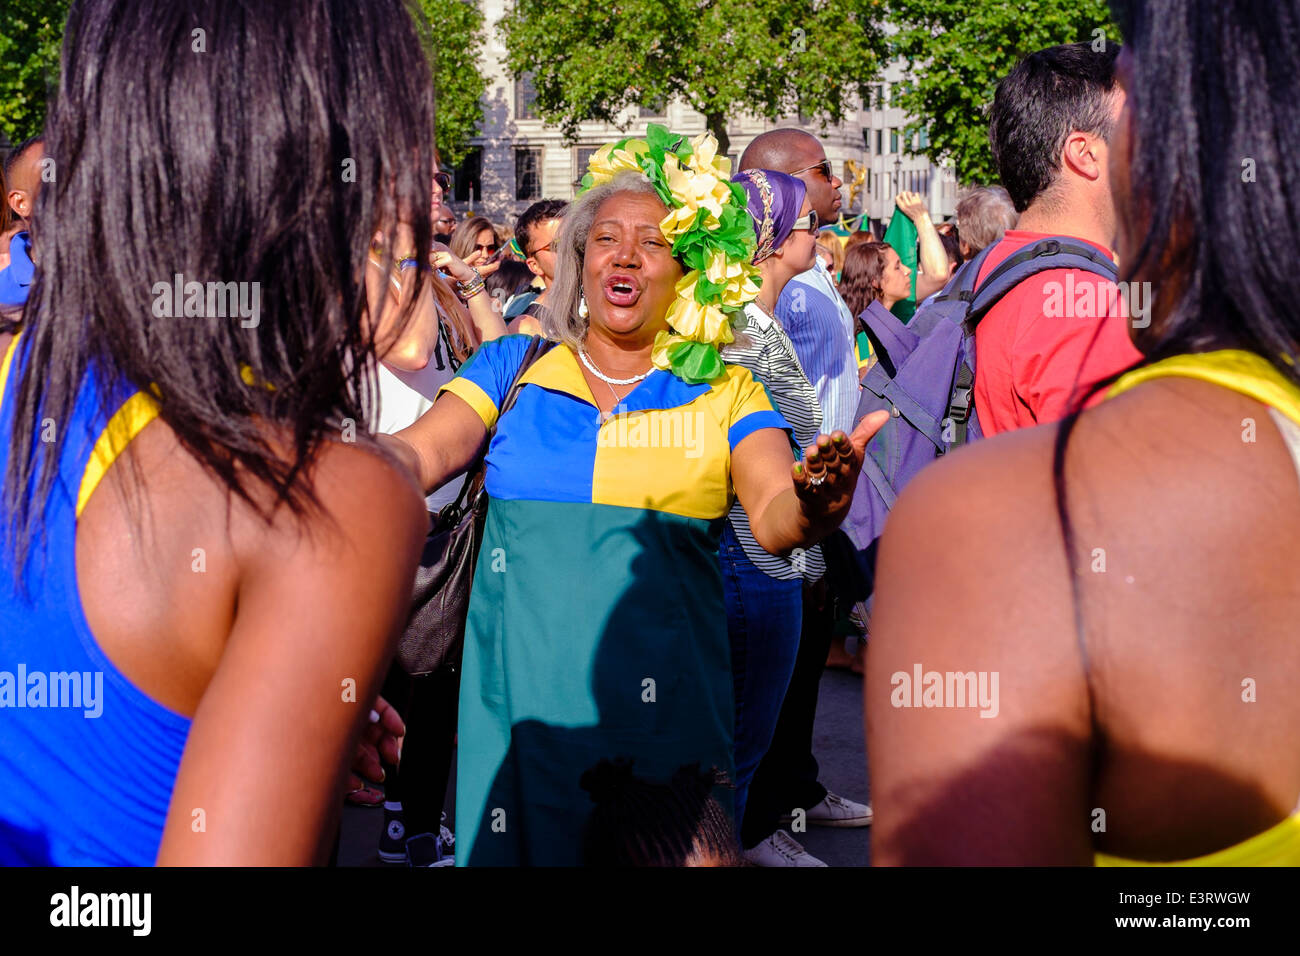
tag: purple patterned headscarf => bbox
[732,169,807,264]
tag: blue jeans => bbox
[719,521,803,842]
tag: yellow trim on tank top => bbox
[0,330,21,412]
[1097,812,1300,867]
[0,335,164,519]
[1107,349,1300,428]
[76,391,161,519]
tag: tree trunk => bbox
[705,112,730,158]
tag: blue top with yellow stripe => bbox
[0,334,188,866]
[440,335,790,866]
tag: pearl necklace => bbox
[578,347,650,386]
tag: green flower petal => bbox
[695,275,728,304]
[668,341,726,384]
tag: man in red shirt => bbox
[974,42,1143,436]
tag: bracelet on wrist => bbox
[456,269,486,300]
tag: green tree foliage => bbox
[497,0,886,156]
[0,1,486,164]
[887,0,1119,185]
[0,0,70,147]
[420,0,489,166]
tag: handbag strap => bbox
[448,336,555,511]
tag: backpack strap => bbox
[964,237,1119,333]
[931,242,1001,305]
[946,362,975,448]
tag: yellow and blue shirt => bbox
[439,335,790,866]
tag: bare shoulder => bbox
[236,433,427,565]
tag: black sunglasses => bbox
[790,160,833,182]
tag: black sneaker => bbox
[405,831,454,867]
[378,808,407,863]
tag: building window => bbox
[890,129,899,154]
[515,73,538,120]
[574,146,599,189]
[873,84,884,109]
[638,96,667,118]
[453,148,482,203]
[919,127,930,149]
[875,129,883,155]
[515,147,542,201]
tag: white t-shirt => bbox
[374,357,463,513]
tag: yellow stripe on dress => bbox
[76,391,161,519]
[1096,813,1300,867]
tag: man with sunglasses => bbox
[735,130,874,868]
[504,198,568,332]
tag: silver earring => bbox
[578,293,589,319]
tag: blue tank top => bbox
[0,334,191,865]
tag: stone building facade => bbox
[451,1,958,235]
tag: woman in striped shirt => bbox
[721,169,826,855]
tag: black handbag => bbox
[395,336,552,676]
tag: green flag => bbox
[882,204,918,323]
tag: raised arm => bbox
[896,190,950,302]
[432,244,507,344]
[369,258,443,371]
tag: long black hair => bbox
[4,0,436,576]
[1053,0,1300,638]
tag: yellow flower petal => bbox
[651,330,683,371]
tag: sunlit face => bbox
[582,192,683,341]
[881,247,912,302]
[778,197,819,274]
[430,178,445,226]
[526,217,562,283]
[474,228,498,257]
[787,139,843,222]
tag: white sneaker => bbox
[799,792,873,828]
[742,830,828,867]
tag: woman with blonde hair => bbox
[449,214,502,279]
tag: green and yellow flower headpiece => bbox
[578,124,762,384]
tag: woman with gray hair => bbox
[393,141,888,865]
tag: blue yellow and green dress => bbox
[437,334,791,866]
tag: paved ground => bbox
[339,663,871,867]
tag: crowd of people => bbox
[3,0,1298,869]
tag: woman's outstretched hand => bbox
[791,410,891,523]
